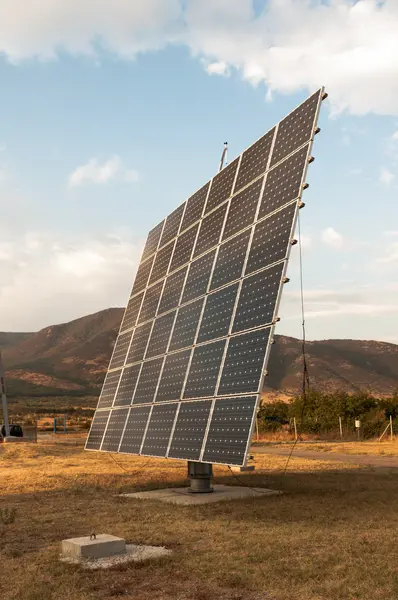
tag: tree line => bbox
[259,390,398,438]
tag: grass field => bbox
[254,439,398,457]
[1,435,398,600]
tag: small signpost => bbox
[355,419,361,442]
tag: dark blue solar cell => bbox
[101,408,129,452]
[246,202,296,274]
[183,339,226,399]
[182,250,216,303]
[202,396,257,465]
[197,283,238,343]
[210,230,250,290]
[168,400,212,460]
[169,298,204,351]
[218,328,271,395]
[232,263,284,333]
[141,403,178,457]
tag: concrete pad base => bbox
[60,543,171,570]
[231,465,255,472]
[61,534,126,559]
[4,436,24,443]
[120,484,281,505]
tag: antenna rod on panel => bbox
[0,352,10,438]
[218,142,228,172]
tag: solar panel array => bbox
[86,88,325,466]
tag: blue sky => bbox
[0,0,397,343]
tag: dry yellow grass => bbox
[1,434,398,600]
[287,439,398,457]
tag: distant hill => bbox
[2,309,123,396]
[0,332,31,350]
[1,308,397,398]
[264,335,398,399]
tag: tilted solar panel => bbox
[86,88,325,466]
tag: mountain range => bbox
[1,308,397,399]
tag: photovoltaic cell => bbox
[205,158,239,214]
[86,410,110,450]
[210,230,250,290]
[158,267,187,314]
[141,403,178,457]
[218,328,271,395]
[109,331,132,370]
[141,220,164,262]
[101,408,128,452]
[223,178,263,241]
[202,396,257,465]
[137,280,163,324]
[182,250,216,303]
[194,204,227,258]
[119,406,151,454]
[246,202,297,274]
[259,145,309,220]
[97,370,121,408]
[149,240,175,285]
[131,254,154,295]
[133,357,163,404]
[121,292,143,332]
[233,263,284,333]
[160,203,185,248]
[155,349,191,402]
[127,321,152,364]
[270,91,320,167]
[169,298,204,351]
[183,339,226,399]
[181,183,209,231]
[197,283,238,343]
[87,88,324,466]
[146,311,176,358]
[168,400,212,460]
[170,224,198,272]
[234,128,275,192]
[113,364,141,406]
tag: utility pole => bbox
[0,352,10,437]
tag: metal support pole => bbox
[0,352,10,437]
[339,416,343,440]
[390,415,393,441]
[293,417,298,441]
[218,142,228,172]
[54,418,57,434]
[187,462,213,493]
[255,416,259,441]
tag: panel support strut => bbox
[187,461,214,493]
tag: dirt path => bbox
[252,446,398,468]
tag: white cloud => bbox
[1,1,398,115]
[375,242,398,266]
[392,131,398,142]
[299,234,312,250]
[0,229,143,330]
[321,227,344,250]
[283,285,398,320]
[205,61,229,76]
[68,156,139,187]
[379,167,395,185]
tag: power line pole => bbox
[0,352,10,437]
